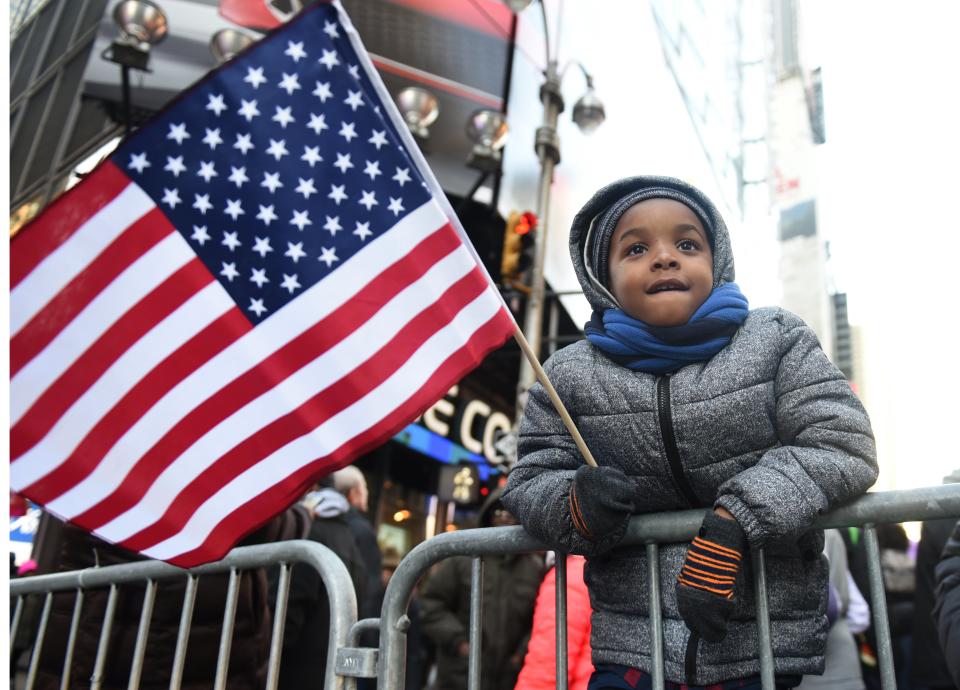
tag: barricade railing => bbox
[9,539,358,690]
[371,484,960,690]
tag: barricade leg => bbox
[468,558,484,690]
[863,524,896,690]
[169,574,198,690]
[127,579,157,690]
[91,585,119,690]
[11,595,24,654]
[555,554,568,690]
[266,563,292,690]
[61,590,85,690]
[646,543,664,690]
[213,568,240,690]
[24,591,52,690]
[752,549,775,690]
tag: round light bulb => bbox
[396,87,439,139]
[210,28,256,65]
[466,109,509,151]
[572,88,606,133]
[112,0,168,45]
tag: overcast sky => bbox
[809,1,960,490]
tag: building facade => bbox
[768,0,837,360]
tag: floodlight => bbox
[210,28,256,65]
[396,87,439,139]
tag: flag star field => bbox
[118,16,430,322]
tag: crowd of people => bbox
[9,464,960,690]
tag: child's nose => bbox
[651,245,679,269]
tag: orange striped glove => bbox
[675,510,746,642]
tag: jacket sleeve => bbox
[502,358,622,556]
[241,504,311,545]
[418,558,470,655]
[715,310,878,548]
[934,521,960,687]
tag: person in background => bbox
[911,469,960,690]
[839,526,880,687]
[844,567,871,641]
[842,523,917,690]
[270,477,368,690]
[333,465,383,620]
[934,520,960,687]
[332,465,383,690]
[16,558,38,577]
[514,554,593,690]
[419,490,543,690]
[797,529,866,690]
[877,523,916,689]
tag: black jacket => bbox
[911,518,958,688]
[344,506,383,619]
[270,508,368,690]
[419,553,543,690]
[934,520,960,688]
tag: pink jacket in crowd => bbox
[514,555,593,690]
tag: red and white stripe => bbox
[10,161,514,566]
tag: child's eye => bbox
[626,244,646,256]
[677,239,699,251]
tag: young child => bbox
[502,176,878,690]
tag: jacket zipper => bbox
[656,376,701,508]
[657,375,703,684]
[685,631,700,683]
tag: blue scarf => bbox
[585,283,749,374]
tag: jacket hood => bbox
[568,175,736,313]
[303,487,350,518]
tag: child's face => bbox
[606,198,713,326]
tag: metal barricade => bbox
[9,540,358,690]
[11,486,960,689]
[371,484,960,690]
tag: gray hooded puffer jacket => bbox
[501,176,878,685]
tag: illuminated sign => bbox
[420,385,512,465]
[438,464,480,505]
[392,422,494,478]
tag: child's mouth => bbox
[647,280,688,294]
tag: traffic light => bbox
[500,211,537,284]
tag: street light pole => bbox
[502,3,604,460]
[516,60,563,411]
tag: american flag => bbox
[10,1,516,567]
